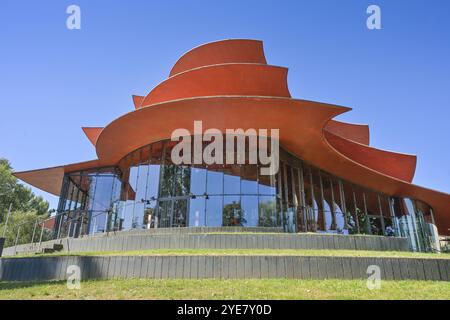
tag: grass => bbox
[8,248,450,259]
[0,279,449,300]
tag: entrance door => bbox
[156,197,189,228]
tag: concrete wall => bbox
[1,255,448,282]
[2,231,410,257]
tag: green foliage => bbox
[0,158,50,220]
[0,211,53,247]
[0,158,52,246]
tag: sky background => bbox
[0,0,449,210]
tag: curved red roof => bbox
[170,39,267,76]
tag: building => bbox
[14,39,450,252]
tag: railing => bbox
[2,210,90,255]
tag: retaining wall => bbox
[1,255,448,282]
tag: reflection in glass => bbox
[259,196,278,227]
[223,196,242,226]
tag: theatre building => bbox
[14,39,450,252]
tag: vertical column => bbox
[351,187,360,233]
[298,161,307,232]
[377,194,386,235]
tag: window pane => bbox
[173,199,188,227]
[207,169,223,195]
[241,165,258,194]
[156,200,171,228]
[223,196,242,226]
[190,167,206,195]
[224,165,241,195]
[369,216,383,235]
[146,165,160,200]
[160,165,175,197]
[258,170,277,196]
[189,197,205,227]
[205,196,222,226]
[241,196,259,227]
[258,196,278,227]
[173,166,191,196]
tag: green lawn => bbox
[10,248,450,259]
[0,279,449,300]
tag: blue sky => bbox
[0,0,449,209]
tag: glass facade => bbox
[55,138,439,252]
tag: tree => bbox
[0,211,53,247]
[0,158,49,220]
[0,158,51,247]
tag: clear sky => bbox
[0,0,449,210]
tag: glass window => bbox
[224,165,241,195]
[207,168,223,195]
[205,196,222,227]
[190,167,206,195]
[258,170,277,196]
[189,197,205,227]
[223,196,242,226]
[241,196,259,227]
[241,165,258,194]
[368,216,383,235]
[156,200,171,228]
[160,165,175,197]
[172,199,188,227]
[146,165,160,200]
[313,169,326,231]
[173,166,191,196]
[258,196,278,227]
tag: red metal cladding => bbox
[324,119,370,145]
[132,95,144,109]
[324,130,417,183]
[82,127,103,146]
[141,64,291,107]
[170,39,267,77]
[13,159,112,196]
[14,166,65,196]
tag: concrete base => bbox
[1,255,448,282]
